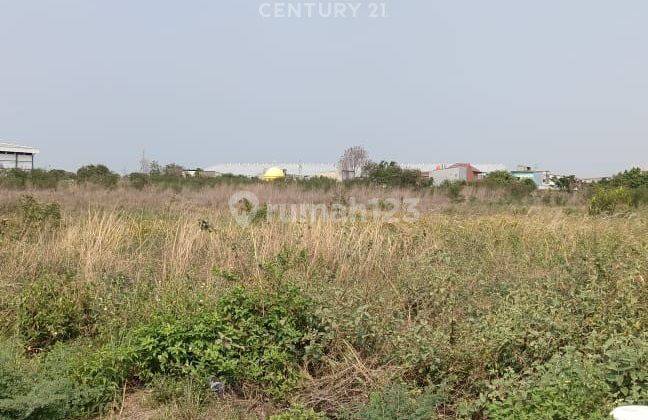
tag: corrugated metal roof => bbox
[0,142,40,155]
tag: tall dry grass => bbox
[0,185,645,418]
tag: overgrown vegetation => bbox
[0,187,646,419]
[361,161,431,188]
[590,167,648,214]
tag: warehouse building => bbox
[0,142,40,170]
[205,163,340,179]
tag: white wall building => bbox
[0,142,40,170]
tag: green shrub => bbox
[18,195,61,228]
[482,171,517,186]
[348,383,447,420]
[126,169,259,191]
[0,169,74,189]
[76,164,119,188]
[442,181,464,203]
[362,161,430,188]
[0,169,29,188]
[0,340,106,420]
[485,348,612,419]
[630,185,648,206]
[604,167,648,189]
[554,175,578,192]
[18,273,96,350]
[481,171,536,199]
[147,375,211,407]
[588,187,633,215]
[80,285,330,400]
[509,178,536,199]
[597,334,648,405]
[127,172,150,190]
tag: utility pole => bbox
[139,149,151,174]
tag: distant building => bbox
[403,163,506,180]
[182,169,218,177]
[511,165,555,190]
[581,177,605,184]
[472,163,508,175]
[205,162,506,183]
[0,142,40,170]
[205,163,339,179]
[427,163,483,184]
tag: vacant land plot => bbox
[0,186,646,419]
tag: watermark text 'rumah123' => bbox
[229,191,418,227]
[259,1,388,19]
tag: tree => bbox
[606,167,648,189]
[76,164,119,188]
[483,170,517,186]
[163,163,184,177]
[554,175,578,192]
[362,161,428,187]
[149,161,162,175]
[337,146,369,180]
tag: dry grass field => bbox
[0,184,646,419]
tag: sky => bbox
[1,0,647,177]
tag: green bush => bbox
[361,161,430,188]
[482,171,517,186]
[80,285,330,400]
[485,349,612,419]
[146,374,212,410]
[17,273,96,350]
[603,167,648,189]
[0,340,105,420]
[597,334,648,405]
[0,169,29,188]
[484,337,648,419]
[127,172,150,190]
[348,383,447,420]
[441,181,464,203]
[588,187,633,215]
[481,171,536,199]
[0,169,74,189]
[76,164,119,188]
[630,185,648,206]
[18,195,61,229]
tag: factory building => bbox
[0,142,40,170]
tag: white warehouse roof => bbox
[0,142,40,155]
[205,163,337,177]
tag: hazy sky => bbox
[1,1,647,176]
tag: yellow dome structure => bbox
[262,166,285,181]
